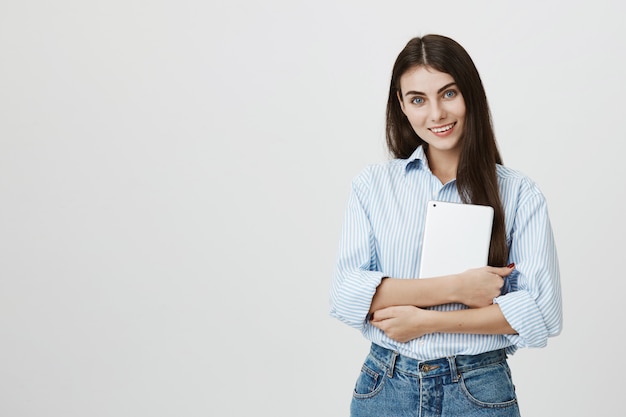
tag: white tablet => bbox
[418,200,494,278]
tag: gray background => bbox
[1,0,623,415]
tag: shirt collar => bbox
[401,145,429,173]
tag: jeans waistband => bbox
[369,343,507,380]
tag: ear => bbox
[397,91,406,115]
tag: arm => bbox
[493,191,562,348]
[329,170,386,329]
[370,265,513,312]
[370,304,516,343]
[434,304,515,334]
[370,276,458,311]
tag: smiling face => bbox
[397,66,466,160]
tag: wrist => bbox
[422,308,440,334]
[445,273,463,304]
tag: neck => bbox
[426,147,460,184]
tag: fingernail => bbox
[507,263,515,268]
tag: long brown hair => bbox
[386,34,508,266]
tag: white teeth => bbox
[431,123,454,133]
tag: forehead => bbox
[399,66,456,93]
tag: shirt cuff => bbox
[329,270,386,329]
[494,290,549,348]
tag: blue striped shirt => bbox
[330,145,562,360]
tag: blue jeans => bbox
[351,343,521,417]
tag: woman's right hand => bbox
[453,265,514,308]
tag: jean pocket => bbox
[353,355,387,399]
[459,362,518,407]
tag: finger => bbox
[370,307,394,322]
[500,263,515,276]
[487,264,515,276]
[369,318,389,332]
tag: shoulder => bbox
[496,164,548,208]
[352,158,407,188]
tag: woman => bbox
[329,34,562,416]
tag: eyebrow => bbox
[404,82,457,97]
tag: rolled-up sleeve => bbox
[329,171,386,330]
[494,190,562,348]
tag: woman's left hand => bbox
[369,306,433,343]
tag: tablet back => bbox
[418,201,494,278]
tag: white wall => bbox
[1,1,623,415]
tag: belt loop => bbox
[387,351,398,378]
[448,356,460,382]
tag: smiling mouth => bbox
[429,122,456,133]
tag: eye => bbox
[411,97,424,105]
[443,90,457,99]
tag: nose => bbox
[430,102,446,122]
